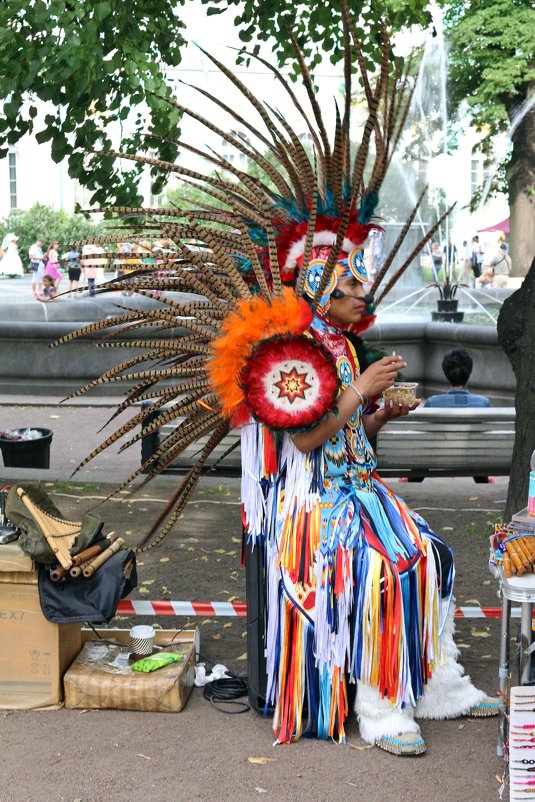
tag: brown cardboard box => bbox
[64,629,196,713]
[0,541,34,572]
[0,574,82,709]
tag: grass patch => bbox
[200,485,234,496]
[51,480,102,494]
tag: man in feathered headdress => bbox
[62,1,498,755]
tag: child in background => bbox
[36,275,58,302]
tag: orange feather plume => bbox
[207,288,313,425]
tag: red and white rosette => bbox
[240,334,339,431]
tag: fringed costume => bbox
[241,292,457,744]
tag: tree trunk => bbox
[507,94,535,278]
[497,256,535,520]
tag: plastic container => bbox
[0,428,53,469]
[382,382,418,406]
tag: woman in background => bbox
[0,233,24,277]
[45,241,62,290]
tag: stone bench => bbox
[141,406,515,478]
[375,406,515,478]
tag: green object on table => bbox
[131,652,183,673]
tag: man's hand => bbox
[362,398,421,438]
[375,398,421,423]
[355,355,406,399]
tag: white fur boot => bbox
[414,605,486,720]
[355,681,421,744]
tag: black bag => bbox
[28,261,39,272]
[38,549,137,624]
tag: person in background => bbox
[45,241,62,290]
[471,235,484,280]
[28,236,46,296]
[367,229,384,279]
[442,236,457,274]
[476,243,512,289]
[430,240,442,278]
[461,240,473,285]
[424,347,491,482]
[0,233,24,277]
[93,242,108,285]
[35,274,58,302]
[62,249,82,295]
[114,242,140,296]
[81,243,100,296]
[425,347,491,408]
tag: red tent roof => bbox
[478,218,509,233]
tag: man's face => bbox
[327,277,367,326]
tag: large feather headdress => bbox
[54,1,450,549]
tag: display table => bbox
[498,567,535,755]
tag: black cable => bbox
[197,650,250,714]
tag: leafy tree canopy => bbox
[445,0,534,128]
[201,0,430,70]
[0,0,185,207]
[444,0,535,164]
[2,0,533,211]
[1,0,431,209]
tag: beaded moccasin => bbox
[469,696,499,717]
[375,732,427,756]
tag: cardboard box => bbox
[0,541,34,572]
[0,574,82,709]
[64,629,197,713]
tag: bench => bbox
[375,407,515,478]
[141,406,515,478]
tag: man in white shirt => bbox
[28,237,46,296]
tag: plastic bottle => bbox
[529,450,535,516]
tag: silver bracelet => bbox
[348,383,366,407]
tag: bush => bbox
[0,204,106,268]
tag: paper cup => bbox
[383,382,418,405]
[129,624,155,657]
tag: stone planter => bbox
[432,298,464,323]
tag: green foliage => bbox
[200,0,430,71]
[2,0,531,212]
[444,0,535,204]
[0,0,186,207]
[0,203,106,267]
[445,0,535,128]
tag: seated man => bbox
[476,243,511,289]
[424,348,491,408]
[424,347,491,483]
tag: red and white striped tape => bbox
[116,600,514,619]
[117,600,247,617]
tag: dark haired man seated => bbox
[424,347,491,483]
[425,348,491,409]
